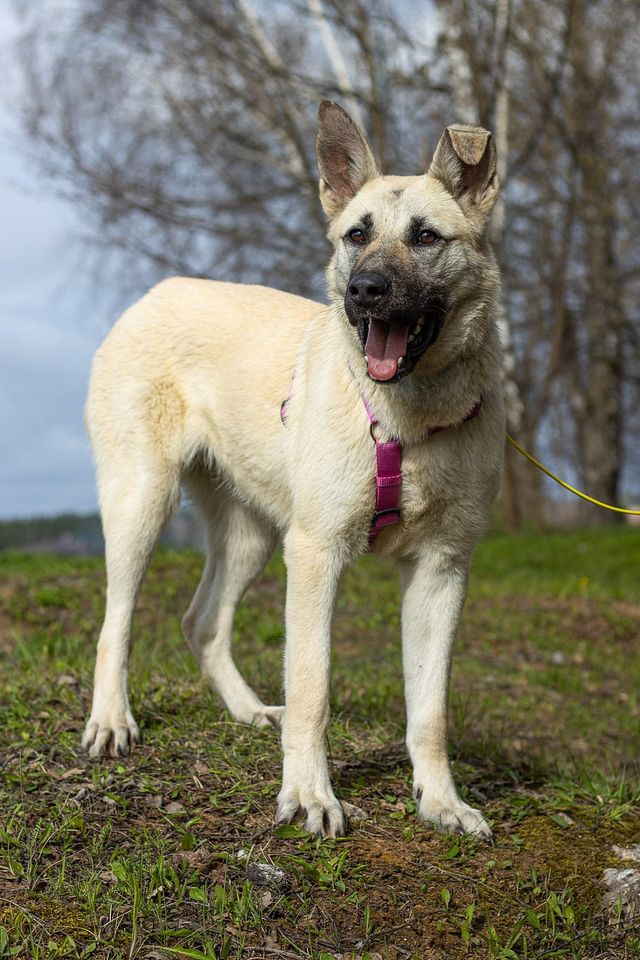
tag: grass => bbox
[0,528,639,958]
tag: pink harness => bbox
[280,379,481,549]
[360,395,403,547]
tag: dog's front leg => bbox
[400,551,492,839]
[276,525,345,838]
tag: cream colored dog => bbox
[83,101,504,839]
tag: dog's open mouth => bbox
[358,308,445,383]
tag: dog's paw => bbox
[82,714,141,759]
[276,788,345,838]
[252,705,285,728]
[418,797,492,840]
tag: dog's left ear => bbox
[317,100,379,219]
[429,125,498,218]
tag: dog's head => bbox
[317,100,500,384]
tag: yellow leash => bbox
[505,433,640,516]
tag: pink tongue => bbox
[365,319,411,381]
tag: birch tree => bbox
[12,0,640,520]
[13,0,441,298]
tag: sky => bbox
[1,5,635,522]
[0,6,125,519]
[0,2,446,523]
[0,148,105,518]
[0,2,437,522]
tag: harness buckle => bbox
[371,507,401,526]
[368,507,401,547]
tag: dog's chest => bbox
[380,443,462,549]
[399,454,447,524]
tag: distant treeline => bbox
[0,511,200,554]
[0,513,103,554]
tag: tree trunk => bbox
[566,0,624,523]
[574,218,623,522]
[437,0,526,527]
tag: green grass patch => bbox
[0,529,639,958]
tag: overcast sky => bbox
[0,6,133,519]
[2,6,635,522]
[0,4,443,522]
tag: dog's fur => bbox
[83,102,504,839]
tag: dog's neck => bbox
[335,306,503,444]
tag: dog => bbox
[82,101,504,839]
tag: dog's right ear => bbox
[317,100,379,219]
[429,124,498,218]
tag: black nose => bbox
[348,272,389,307]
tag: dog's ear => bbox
[429,125,498,217]
[317,100,379,219]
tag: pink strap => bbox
[281,373,481,551]
[361,392,482,549]
[361,396,402,547]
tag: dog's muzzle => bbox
[344,287,446,383]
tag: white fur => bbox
[83,157,505,839]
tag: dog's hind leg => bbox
[83,456,180,757]
[182,478,282,727]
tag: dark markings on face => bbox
[360,212,373,233]
[391,188,404,199]
[407,215,446,244]
[408,215,430,242]
[345,213,373,252]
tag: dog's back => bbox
[86,278,320,500]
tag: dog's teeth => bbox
[397,356,404,367]
[409,334,415,342]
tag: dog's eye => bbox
[417,229,440,246]
[346,228,367,244]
